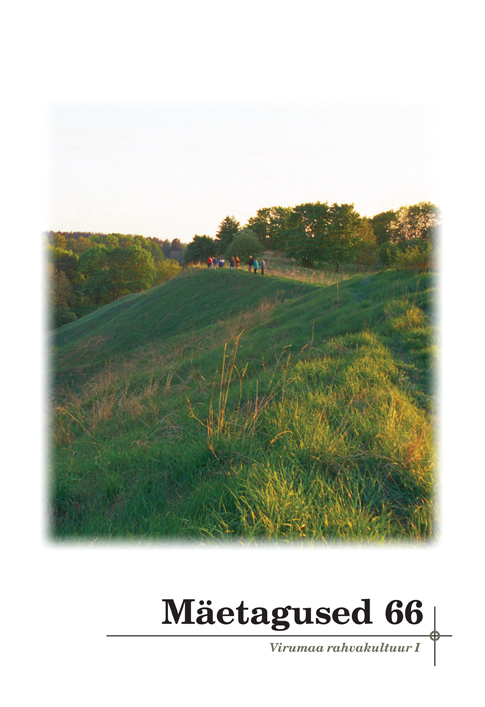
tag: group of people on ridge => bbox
[206,256,238,269]
[248,255,265,275]
[206,255,266,275]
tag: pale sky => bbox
[48,102,435,242]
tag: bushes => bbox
[378,241,433,271]
[378,242,400,267]
[154,258,181,285]
[394,243,433,271]
[52,306,77,329]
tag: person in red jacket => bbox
[207,257,213,268]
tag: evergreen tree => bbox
[215,216,240,254]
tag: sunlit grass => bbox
[50,266,436,543]
[261,252,374,286]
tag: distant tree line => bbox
[47,200,439,328]
[183,201,440,272]
[45,231,185,328]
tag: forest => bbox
[45,231,184,327]
[46,200,439,328]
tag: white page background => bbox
[2,2,483,704]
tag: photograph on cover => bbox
[47,102,438,543]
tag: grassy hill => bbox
[49,266,436,543]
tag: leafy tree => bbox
[354,219,378,271]
[77,236,92,253]
[47,261,78,329]
[183,235,216,264]
[246,206,292,251]
[324,203,361,271]
[169,248,186,264]
[215,215,240,254]
[393,202,440,243]
[371,210,398,245]
[78,244,110,304]
[47,262,72,308]
[65,235,91,255]
[53,233,67,250]
[284,202,330,268]
[134,236,147,250]
[46,246,80,312]
[78,243,157,303]
[146,237,166,263]
[378,242,400,267]
[46,260,55,297]
[148,240,164,263]
[105,234,120,249]
[158,238,184,264]
[54,250,79,285]
[154,259,181,285]
[161,239,172,258]
[51,269,75,308]
[104,245,156,300]
[371,204,440,245]
[118,234,134,249]
[226,229,263,262]
[284,201,361,270]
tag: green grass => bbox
[49,265,436,543]
[260,253,371,285]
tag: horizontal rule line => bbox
[106,634,453,638]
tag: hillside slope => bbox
[51,269,316,389]
[50,267,436,543]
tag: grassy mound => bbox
[49,266,436,543]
